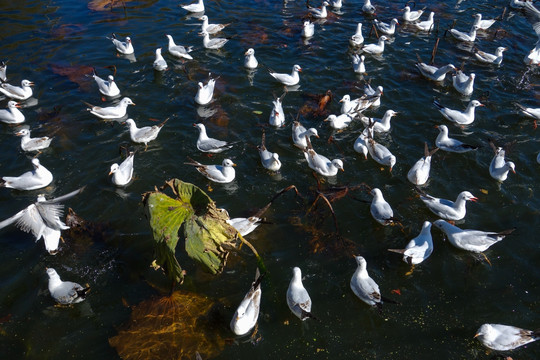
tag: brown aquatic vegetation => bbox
[50,63,94,91]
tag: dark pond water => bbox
[0,0,539,359]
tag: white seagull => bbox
[403,6,425,22]
[84,97,134,120]
[244,48,258,69]
[516,103,540,127]
[352,54,366,74]
[360,109,398,133]
[374,18,399,36]
[165,34,194,60]
[414,12,435,32]
[195,76,216,105]
[185,158,236,183]
[475,324,539,351]
[524,42,540,65]
[434,100,483,125]
[0,79,34,101]
[199,15,229,34]
[258,132,281,172]
[109,152,134,186]
[303,140,344,177]
[489,144,516,182]
[370,188,395,226]
[16,128,52,152]
[286,267,314,321]
[449,25,479,42]
[340,94,379,114]
[362,0,376,15]
[324,113,355,130]
[308,1,329,19]
[302,21,315,38]
[269,92,286,127]
[125,118,167,149]
[230,269,263,336]
[474,46,507,65]
[0,61,6,82]
[415,62,456,82]
[361,35,388,55]
[1,158,53,191]
[201,31,229,50]
[367,137,396,171]
[350,255,382,307]
[181,0,204,13]
[451,70,475,96]
[420,191,477,221]
[292,121,319,150]
[353,128,370,159]
[268,64,302,86]
[435,124,477,152]
[473,13,496,30]
[107,34,134,54]
[194,123,235,153]
[91,70,120,97]
[388,221,433,265]
[349,23,364,47]
[0,101,24,124]
[433,219,514,253]
[153,48,168,71]
[363,84,383,107]
[407,143,438,186]
[47,268,90,305]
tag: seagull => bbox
[419,190,477,221]
[362,0,376,15]
[199,15,229,34]
[269,92,286,127]
[475,324,539,351]
[489,144,516,182]
[109,152,134,186]
[292,121,319,149]
[474,47,507,65]
[165,34,194,60]
[510,0,530,9]
[340,94,379,114]
[1,158,53,191]
[244,48,258,69]
[367,137,396,171]
[302,21,315,38]
[230,269,263,336]
[414,12,435,32]
[350,255,382,308]
[374,18,399,36]
[324,113,355,130]
[91,70,120,97]
[225,211,263,237]
[353,128,370,159]
[360,110,398,133]
[258,132,281,172]
[0,61,6,82]
[407,143,438,186]
[388,221,433,265]
[524,42,540,65]
[303,139,344,177]
[0,79,34,100]
[433,219,514,253]
[124,118,167,148]
[361,35,388,55]
[415,62,456,81]
[331,0,342,9]
[0,101,25,124]
[449,25,479,42]
[185,158,236,183]
[521,2,540,39]
[153,48,168,71]
[181,0,204,13]
[286,267,314,321]
[434,100,483,125]
[403,5,425,22]
[0,187,83,253]
[472,13,496,30]
[307,1,329,19]
[195,76,216,105]
[349,23,364,47]
[370,188,395,226]
[47,268,90,305]
[352,54,366,74]
[451,70,475,96]
[83,97,135,119]
[194,123,235,153]
[201,31,229,50]
[363,84,383,107]
[107,34,134,54]
[435,124,477,152]
[268,64,302,86]
[516,103,540,127]
[16,128,52,152]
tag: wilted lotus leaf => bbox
[88,0,158,11]
[143,179,238,284]
[50,63,94,91]
[109,291,225,360]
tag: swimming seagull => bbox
[339,94,379,114]
[475,324,539,351]
[0,79,34,101]
[370,188,395,226]
[199,15,229,34]
[360,109,398,133]
[367,136,396,171]
[516,103,540,128]
[403,5,425,22]
[292,121,319,150]
[230,269,263,336]
[524,42,540,65]
[449,25,479,42]
[107,34,134,54]
[91,70,120,97]
[388,221,433,265]
[472,13,496,30]
[47,268,90,305]
[16,128,52,152]
[185,158,236,183]
[419,190,477,221]
[414,12,435,32]
[200,31,229,50]
[324,113,355,130]
[474,47,507,65]
[1,158,53,191]
[415,62,456,82]
[451,70,475,96]
[181,0,204,13]
[0,61,6,82]
[362,0,376,15]
[286,267,315,321]
[0,187,84,253]
[361,36,388,55]
[194,75,216,105]
[353,128,370,159]
[350,255,382,308]
[194,123,235,153]
[244,48,258,69]
[433,219,514,253]
[124,118,167,148]
[434,100,483,125]
[303,138,344,177]
[302,21,315,38]
[363,83,383,107]
[489,142,516,182]
[349,23,364,47]
[109,152,134,186]
[435,125,477,152]
[258,132,281,172]
[352,54,366,74]
[307,1,330,19]
[407,143,438,186]
[83,97,135,119]
[269,92,286,127]
[0,101,25,124]
[153,48,168,71]
[165,34,194,60]
[374,18,399,36]
[268,64,302,86]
